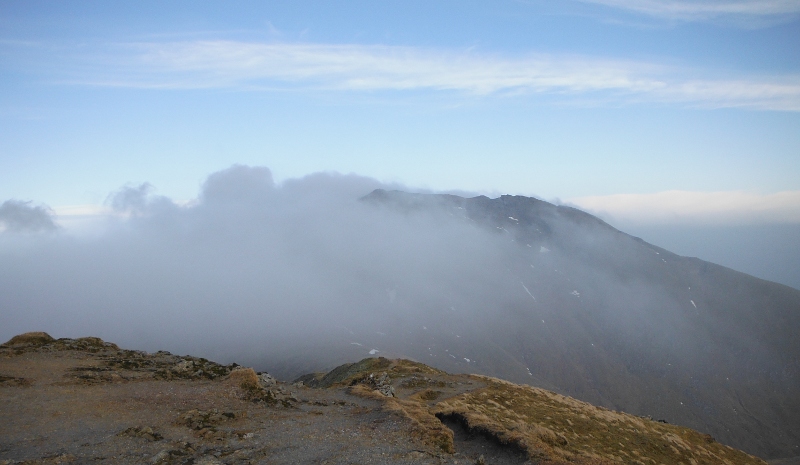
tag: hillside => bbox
[340,190,800,462]
[0,333,769,464]
[250,189,800,461]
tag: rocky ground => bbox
[0,333,771,464]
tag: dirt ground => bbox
[1,334,770,465]
[0,338,525,465]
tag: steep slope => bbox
[331,189,799,461]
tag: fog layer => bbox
[0,166,517,364]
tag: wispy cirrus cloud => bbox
[9,40,800,111]
[93,41,668,95]
[568,190,800,224]
[574,0,800,22]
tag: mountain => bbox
[2,185,797,462]
[257,189,800,462]
[0,333,769,464]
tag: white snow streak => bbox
[521,282,537,302]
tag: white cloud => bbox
[117,41,661,94]
[62,40,797,111]
[575,0,800,22]
[0,200,58,233]
[568,190,800,224]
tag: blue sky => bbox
[1,1,800,285]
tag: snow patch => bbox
[540,246,550,253]
[369,349,379,355]
[521,282,536,302]
[350,342,363,346]
[690,300,697,309]
[570,290,580,297]
[464,358,471,363]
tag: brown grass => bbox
[340,358,458,453]
[412,389,443,402]
[350,383,454,453]
[227,367,260,390]
[4,332,55,346]
[225,367,266,402]
[432,376,767,465]
[390,359,448,376]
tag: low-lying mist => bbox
[0,166,527,367]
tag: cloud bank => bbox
[0,166,521,369]
[0,200,57,233]
[3,165,799,381]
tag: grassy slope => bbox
[316,355,767,465]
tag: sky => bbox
[1,0,799,287]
